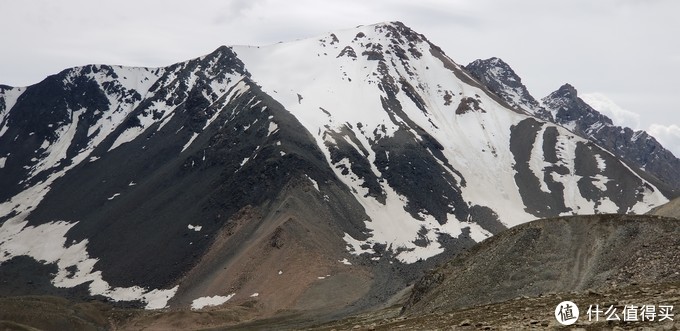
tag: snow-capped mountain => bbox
[0,22,673,312]
[465,57,680,197]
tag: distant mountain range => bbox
[0,21,676,316]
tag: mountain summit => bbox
[0,22,673,315]
[465,57,553,121]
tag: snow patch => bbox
[594,154,606,171]
[181,132,199,153]
[109,126,145,151]
[338,258,352,265]
[191,293,235,310]
[305,175,320,191]
[591,174,609,191]
[528,126,550,193]
[107,193,121,200]
[267,122,279,135]
[465,222,492,242]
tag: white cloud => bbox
[648,124,680,158]
[580,93,641,130]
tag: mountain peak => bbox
[555,83,578,98]
[473,57,509,68]
[372,21,428,45]
[542,83,603,123]
[464,57,553,121]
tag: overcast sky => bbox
[1,0,678,155]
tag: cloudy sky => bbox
[1,0,678,155]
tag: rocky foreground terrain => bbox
[308,282,680,330]
[1,206,678,330]
[1,282,678,330]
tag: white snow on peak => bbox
[231,24,547,262]
[105,63,247,153]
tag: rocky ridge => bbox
[465,57,680,196]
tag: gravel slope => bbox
[402,214,680,315]
[648,197,680,219]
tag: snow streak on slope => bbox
[552,130,614,214]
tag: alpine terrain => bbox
[0,22,677,329]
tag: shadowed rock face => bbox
[403,214,680,315]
